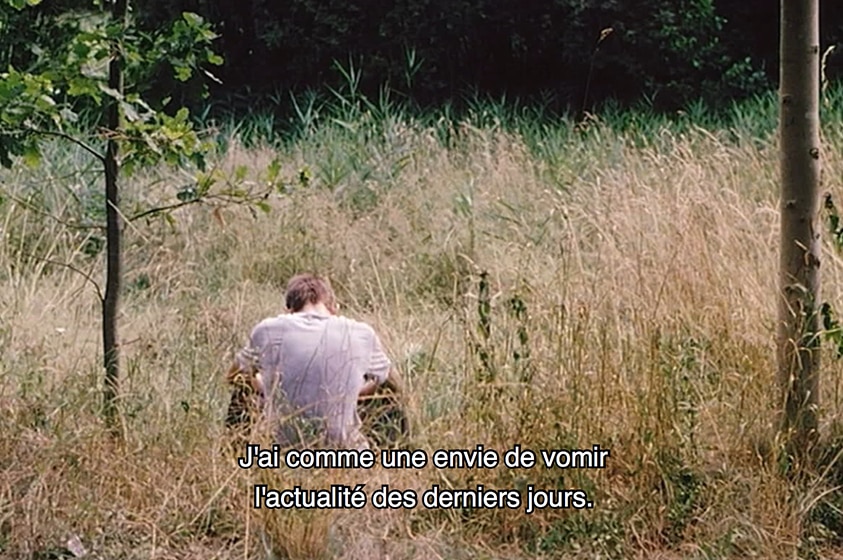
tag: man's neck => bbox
[295,302,332,315]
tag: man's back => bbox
[241,310,391,449]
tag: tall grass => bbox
[2,89,843,559]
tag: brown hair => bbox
[285,274,335,312]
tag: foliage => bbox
[0,2,221,170]
[6,0,843,117]
[133,0,843,114]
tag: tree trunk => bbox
[777,0,821,458]
[103,0,127,433]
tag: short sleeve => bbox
[368,331,391,383]
[235,323,269,373]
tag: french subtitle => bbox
[253,483,368,509]
[237,444,376,469]
[237,443,610,471]
[240,443,610,512]
[421,484,521,509]
[524,485,593,513]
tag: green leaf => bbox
[98,84,123,101]
[120,100,140,122]
[35,93,57,111]
[195,173,213,196]
[176,186,197,202]
[22,143,40,167]
[82,236,104,258]
[298,167,311,186]
[174,64,192,82]
[71,40,92,60]
[266,158,281,183]
[182,12,203,27]
[6,0,36,9]
[255,200,271,214]
[68,77,100,100]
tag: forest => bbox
[4,0,843,113]
[1,1,843,559]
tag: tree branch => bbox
[5,192,105,231]
[19,252,104,302]
[128,198,198,222]
[127,190,273,222]
[24,128,106,163]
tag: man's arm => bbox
[359,367,403,399]
[360,329,396,398]
[227,325,269,396]
[359,376,379,398]
[381,367,404,394]
[226,362,265,395]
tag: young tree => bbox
[0,0,223,432]
[102,0,126,431]
[777,0,821,459]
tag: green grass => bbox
[2,88,843,559]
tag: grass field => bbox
[2,90,843,559]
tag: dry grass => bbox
[2,107,843,559]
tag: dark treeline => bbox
[5,0,843,115]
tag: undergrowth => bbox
[1,88,843,559]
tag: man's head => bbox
[285,273,336,313]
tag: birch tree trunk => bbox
[103,0,127,433]
[777,0,821,458]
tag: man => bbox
[226,273,401,450]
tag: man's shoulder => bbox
[250,315,290,335]
[255,315,287,327]
[336,314,375,328]
[330,315,378,336]
[251,313,378,337]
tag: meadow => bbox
[2,89,843,559]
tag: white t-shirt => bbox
[236,311,391,449]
